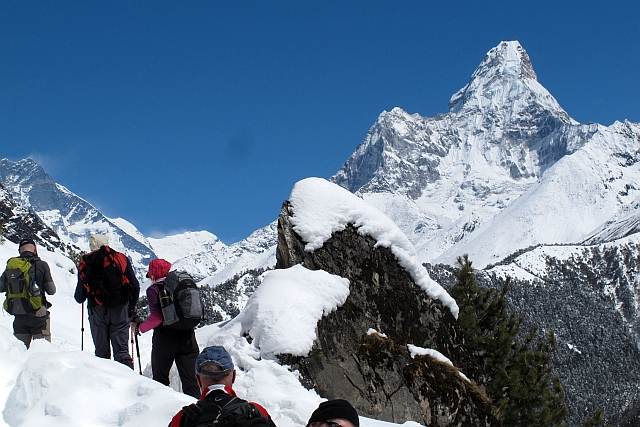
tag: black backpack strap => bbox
[182,404,204,421]
[182,392,237,427]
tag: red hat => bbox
[147,259,171,280]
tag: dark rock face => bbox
[0,182,63,252]
[0,158,156,277]
[276,201,499,427]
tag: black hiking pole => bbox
[130,327,135,371]
[134,330,142,375]
[81,301,85,351]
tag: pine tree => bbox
[67,245,83,268]
[451,254,569,427]
[582,408,612,427]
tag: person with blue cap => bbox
[169,345,276,427]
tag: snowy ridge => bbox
[449,41,575,125]
[289,178,458,318]
[583,207,640,245]
[435,120,640,266]
[148,230,225,264]
[0,240,402,427]
[0,158,157,279]
[182,222,277,285]
[331,41,640,269]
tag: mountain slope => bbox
[330,41,640,268]
[147,230,225,264]
[0,182,64,252]
[0,158,156,276]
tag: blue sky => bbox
[1,1,638,244]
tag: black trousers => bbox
[88,303,133,368]
[13,310,50,348]
[151,326,200,398]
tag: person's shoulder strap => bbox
[248,402,270,419]
[170,409,186,427]
[110,249,130,277]
[179,390,236,427]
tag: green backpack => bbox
[3,257,43,315]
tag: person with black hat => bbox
[169,345,276,427]
[0,238,56,348]
[307,399,360,427]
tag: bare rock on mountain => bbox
[276,201,498,427]
[0,182,64,251]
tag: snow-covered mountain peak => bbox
[0,158,52,196]
[448,41,576,126]
[468,40,537,83]
[148,230,225,264]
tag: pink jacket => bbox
[139,281,164,333]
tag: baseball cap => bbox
[195,346,234,377]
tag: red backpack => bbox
[79,246,132,307]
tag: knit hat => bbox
[89,234,109,251]
[195,346,234,377]
[146,259,171,280]
[307,400,359,427]
[19,238,36,248]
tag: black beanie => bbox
[307,399,359,427]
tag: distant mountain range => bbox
[4,43,638,283]
[0,158,273,284]
[2,40,640,425]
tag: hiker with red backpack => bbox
[132,258,201,398]
[169,345,276,427]
[75,234,140,368]
[0,238,56,348]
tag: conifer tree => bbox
[67,245,83,268]
[582,408,612,427]
[451,254,568,427]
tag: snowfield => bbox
[0,180,445,427]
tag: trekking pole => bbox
[130,327,135,371]
[81,301,85,351]
[134,331,142,375]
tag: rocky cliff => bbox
[0,182,64,252]
[276,200,498,427]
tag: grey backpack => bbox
[158,270,204,330]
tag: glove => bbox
[131,322,141,336]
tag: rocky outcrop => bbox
[0,182,64,251]
[0,158,156,278]
[276,201,499,427]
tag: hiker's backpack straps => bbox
[176,390,272,427]
[162,271,204,330]
[3,257,43,315]
[181,392,237,427]
[81,246,132,307]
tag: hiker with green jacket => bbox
[0,238,56,348]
